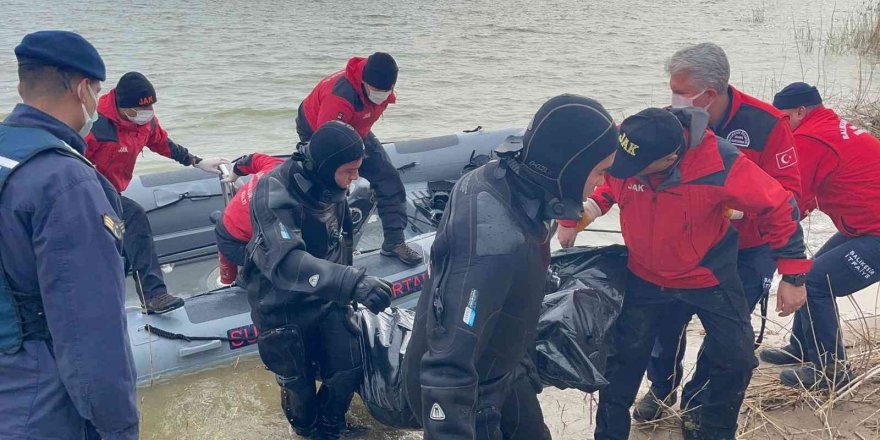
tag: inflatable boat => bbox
[122,127,524,385]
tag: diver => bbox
[240,121,393,439]
[403,94,619,439]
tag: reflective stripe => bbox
[0,156,20,169]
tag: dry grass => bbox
[737,319,880,439]
[631,312,880,439]
[793,1,880,57]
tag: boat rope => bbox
[144,324,255,343]
[756,293,769,347]
[144,192,223,214]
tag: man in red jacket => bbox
[215,153,284,266]
[86,72,228,313]
[592,107,810,440]
[296,52,422,266]
[759,83,880,388]
[638,42,803,419]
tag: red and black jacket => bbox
[585,115,810,289]
[85,89,199,192]
[221,153,285,243]
[297,57,396,138]
[793,106,880,237]
[713,86,803,249]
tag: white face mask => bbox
[78,83,100,138]
[129,109,154,125]
[367,88,392,105]
[671,89,708,109]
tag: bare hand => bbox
[196,157,230,174]
[776,281,806,317]
[557,225,579,248]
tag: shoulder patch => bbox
[102,214,124,240]
[726,129,750,147]
[475,191,524,256]
[776,147,797,169]
[720,105,777,152]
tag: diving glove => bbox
[353,276,393,314]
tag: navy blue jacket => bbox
[0,104,139,440]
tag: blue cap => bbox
[15,30,106,81]
[773,82,822,110]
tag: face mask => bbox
[671,89,709,109]
[129,109,154,125]
[367,88,392,105]
[78,83,99,138]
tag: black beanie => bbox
[116,72,157,108]
[519,94,618,204]
[773,82,822,110]
[362,52,398,90]
[304,121,365,189]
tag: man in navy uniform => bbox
[0,31,139,439]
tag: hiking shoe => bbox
[680,411,701,440]
[381,242,423,266]
[288,425,317,440]
[780,363,852,390]
[633,390,677,422]
[759,344,804,365]
[144,292,184,314]
[680,411,734,440]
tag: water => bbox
[0,0,873,438]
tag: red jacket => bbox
[221,153,285,242]
[85,89,199,192]
[582,128,810,289]
[714,86,803,249]
[793,106,880,237]
[298,57,396,137]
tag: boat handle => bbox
[179,340,223,357]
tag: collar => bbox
[793,105,832,134]
[3,104,87,154]
[712,86,739,133]
[637,130,725,191]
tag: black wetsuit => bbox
[404,159,553,440]
[240,159,364,439]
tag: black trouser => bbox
[120,196,166,300]
[595,272,757,440]
[214,222,248,267]
[647,245,774,404]
[404,358,551,440]
[496,361,552,440]
[296,107,407,247]
[257,306,362,439]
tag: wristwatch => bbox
[781,274,807,287]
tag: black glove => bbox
[353,276,392,314]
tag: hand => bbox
[724,208,744,220]
[353,276,392,314]
[557,225,579,248]
[577,198,602,231]
[776,281,806,317]
[196,157,230,174]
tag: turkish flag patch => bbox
[776,147,797,169]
